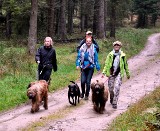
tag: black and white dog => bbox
[68,81,80,106]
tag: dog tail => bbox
[70,81,75,84]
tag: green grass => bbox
[0,27,160,112]
[108,87,160,131]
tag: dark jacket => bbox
[77,38,99,53]
[35,46,57,72]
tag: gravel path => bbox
[0,33,159,131]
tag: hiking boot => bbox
[84,96,88,100]
[80,93,84,98]
[112,104,117,109]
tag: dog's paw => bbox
[44,105,48,110]
[99,111,104,114]
[31,109,35,113]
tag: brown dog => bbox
[91,80,108,114]
[27,80,48,113]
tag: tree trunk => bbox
[55,8,60,35]
[47,0,55,39]
[84,14,88,29]
[80,0,86,32]
[67,0,75,34]
[151,14,157,27]
[97,0,105,39]
[137,14,147,28]
[104,0,107,37]
[58,0,67,40]
[28,0,38,55]
[0,0,2,15]
[110,1,116,38]
[6,10,12,39]
[93,0,98,35]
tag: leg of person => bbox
[108,76,115,104]
[85,68,94,100]
[81,70,87,98]
[112,73,122,109]
[43,69,52,82]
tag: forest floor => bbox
[0,33,160,131]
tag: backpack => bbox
[77,38,99,53]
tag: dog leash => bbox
[39,65,46,75]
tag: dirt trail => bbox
[0,34,160,131]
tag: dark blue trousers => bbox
[81,68,94,97]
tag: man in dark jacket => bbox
[77,31,99,53]
[35,37,57,82]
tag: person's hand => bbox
[37,61,40,64]
[101,73,105,78]
[101,74,108,83]
[97,70,101,75]
[76,66,80,70]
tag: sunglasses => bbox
[114,44,120,46]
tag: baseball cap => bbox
[113,41,122,46]
[86,31,92,35]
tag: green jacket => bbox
[102,50,130,78]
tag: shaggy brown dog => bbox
[91,80,108,114]
[27,80,48,113]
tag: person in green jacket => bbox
[102,41,130,109]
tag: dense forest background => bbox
[0,0,160,55]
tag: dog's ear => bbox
[27,82,36,89]
[75,84,79,89]
[27,83,32,89]
[68,85,71,88]
[70,81,75,84]
[91,82,95,89]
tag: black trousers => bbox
[38,65,52,82]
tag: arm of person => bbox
[76,50,81,69]
[124,56,130,79]
[52,49,57,72]
[35,47,41,64]
[102,54,112,77]
[94,49,100,71]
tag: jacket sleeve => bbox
[94,49,100,71]
[124,56,130,78]
[76,50,81,67]
[52,49,57,72]
[35,48,41,63]
[102,54,111,77]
